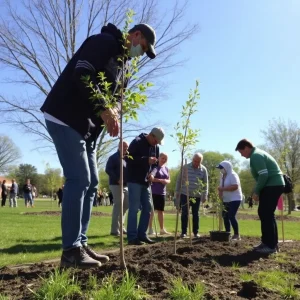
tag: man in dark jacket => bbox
[57,185,64,207]
[105,141,129,236]
[126,127,164,245]
[40,23,156,269]
[23,179,33,208]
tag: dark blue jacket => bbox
[105,151,127,185]
[126,133,159,186]
[41,23,126,141]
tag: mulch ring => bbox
[1,236,300,299]
[22,211,111,217]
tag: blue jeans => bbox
[180,194,201,235]
[222,201,241,234]
[45,120,98,250]
[127,182,152,241]
[24,193,33,206]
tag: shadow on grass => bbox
[90,235,174,249]
[1,243,62,254]
[1,241,123,254]
[2,235,175,256]
[16,236,62,243]
[16,235,107,243]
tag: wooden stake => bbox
[281,208,285,242]
[185,159,192,245]
[119,56,126,270]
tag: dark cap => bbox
[216,164,224,169]
[130,23,156,59]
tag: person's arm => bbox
[73,35,117,112]
[201,167,209,202]
[125,139,150,166]
[161,167,171,184]
[252,155,268,195]
[149,168,158,182]
[175,166,184,195]
[220,184,238,191]
[163,178,171,184]
[218,173,239,192]
[105,155,119,183]
[73,35,120,136]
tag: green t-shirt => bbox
[250,147,284,195]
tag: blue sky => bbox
[0,0,299,174]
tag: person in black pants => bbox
[57,185,64,207]
[235,139,285,254]
[1,180,8,207]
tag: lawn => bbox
[0,198,299,267]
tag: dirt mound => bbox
[1,236,299,299]
[23,211,111,217]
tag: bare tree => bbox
[261,118,300,213]
[0,0,198,160]
[44,163,62,199]
[0,135,22,173]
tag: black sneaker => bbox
[253,242,265,250]
[139,237,155,244]
[128,238,145,245]
[110,232,120,237]
[82,244,109,263]
[60,246,101,269]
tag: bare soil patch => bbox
[1,236,300,299]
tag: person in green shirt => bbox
[235,139,284,254]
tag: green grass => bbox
[0,199,300,266]
[90,272,149,300]
[168,277,206,300]
[29,268,148,300]
[238,207,300,218]
[30,268,81,300]
[231,262,241,270]
[240,273,253,282]
[271,252,288,264]
[240,271,300,299]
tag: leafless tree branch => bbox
[0,0,198,164]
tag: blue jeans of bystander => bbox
[127,182,152,241]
